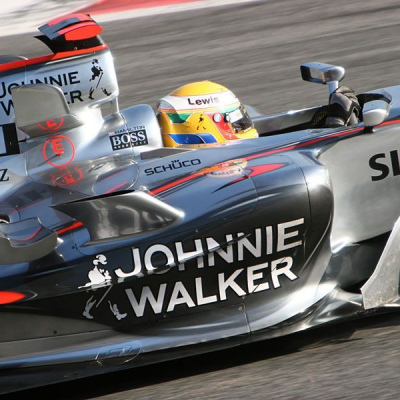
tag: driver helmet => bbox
[156,81,258,147]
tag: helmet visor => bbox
[226,106,253,133]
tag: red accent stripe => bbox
[19,226,42,242]
[105,182,129,194]
[57,221,83,235]
[60,22,103,41]
[220,163,285,189]
[149,171,204,196]
[149,119,400,196]
[55,119,400,234]
[0,44,108,73]
[247,163,285,177]
[0,291,25,305]
[379,119,400,127]
[245,145,297,161]
[245,126,366,161]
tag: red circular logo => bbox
[37,117,64,132]
[43,135,75,167]
[51,166,84,186]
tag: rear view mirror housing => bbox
[301,62,345,95]
[362,99,390,131]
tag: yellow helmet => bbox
[156,81,258,147]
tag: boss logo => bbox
[110,129,148,150]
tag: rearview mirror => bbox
[300,62,345,95]
[362,100,390,130]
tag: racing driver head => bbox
[156,81,258,147]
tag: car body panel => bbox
[1,13,400,394]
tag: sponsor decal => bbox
[196,113,207,131]
[109,126,148,150]
[108,301,128,321]
[124,257,297,318]
[0,71,83,116]
[37,118,64,133]
[88,59,111,100]
[83,289,128,321]
[79,254,112,289]
[370,149,400,181]
[145,158,201,176]
[0,168,9,182]
[81,256,126,321]
[83,294,98,319]
[81,218,305,321]
[51,165,83,186]
[42,135,75,167]
[123,218,304,317]
[116,218,304,278]
[201,159,247,178]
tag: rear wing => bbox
[37,13,105,53]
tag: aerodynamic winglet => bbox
[53,191,184,245]
[361,216,400,309]
[0,218,58,264]
[11,84,83,137]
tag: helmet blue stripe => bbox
[168,133,218,144]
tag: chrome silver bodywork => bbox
[1,15,400,394]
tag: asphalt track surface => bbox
[3,0,400,398]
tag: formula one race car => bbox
[0,13,399,394]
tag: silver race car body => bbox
[0,14,399,394]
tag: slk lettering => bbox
[370,150,400,181]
